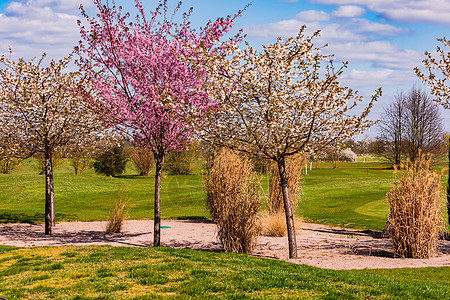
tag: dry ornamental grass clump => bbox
[259,155,303,237]
[105,187,130,235]
[204,149,262,254]
[268,155,303,214]
[259,211,303,237]
[387,155,444,258]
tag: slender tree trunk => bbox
[44,152,54,235]
[51,162,55,226]
[447,136,449,232]
[153,154,164,247]
[277,157,298,259]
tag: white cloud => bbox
[318,23,363,41]
[0,0,93,59]
[244,19,311,39]
[332,5,365,18]
[342,69,419,88]
[328,41,422,70]
[244,5,413,74]
[244,9,405,42]
[349,19,407,36]
[5,0,93,16]
[296,10,330,21]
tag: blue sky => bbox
[0,0,449,136]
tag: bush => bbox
[252,156,272,174]
[317,148,357,163]
[165,148,196,175]
[339,148,357,162]
[131,147,154,176]
[199,141,219,172]
[105,187,130,234]
[269,155,303,214]
[205,149,262,254]
[387,155,444,258]
[93,145,128,177]
[0,157,21,174]
[70,156,91,175]
[68,146,96,175]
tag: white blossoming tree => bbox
[415,37,450,109]
[0,52,104,235]
[415,37,450,230]
[203,27,381,259]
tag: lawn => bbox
[0,245,448,299]
[300,162,395,230]
[0,156,448,231]
[0,159,208,223]
[1,157,449,299]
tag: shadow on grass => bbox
[176,216,211,222]
[114,175,151,180]
[0,212,75,224]
[0,211,43,223]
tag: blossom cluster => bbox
[202,26,381,160]
[0,52,104,159]
[77,0,244,156]
[415,38,450,109]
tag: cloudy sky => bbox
[0,0,449,136]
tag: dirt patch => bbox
[0,220,448,270]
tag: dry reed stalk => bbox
[269,154,304,214]
[105,186,130,234]
[387,154,444,258]
[204,149,262,254]
[259,211,303,237]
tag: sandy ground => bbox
[0,219,449,270]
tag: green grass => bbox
[300,162,394,230]
[0,246,448,299]
[1,157,448,231]
[301,158,449,230]
[0,159,208,223]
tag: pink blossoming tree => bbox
[77,0,244,246]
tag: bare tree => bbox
[403,87,444,162]
[379,87,443,164]
[379,92,405,165]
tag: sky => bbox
[0,0,449,138]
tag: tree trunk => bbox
[153,154,164,247]
[44,152,54,235]
[277,157,298,259]
[447,136,449,232]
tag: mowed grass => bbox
[0,245,448,299]
[0,156,448,231]
[301,157,449,230]
[0,159,208,223]
[300,162,394,230]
